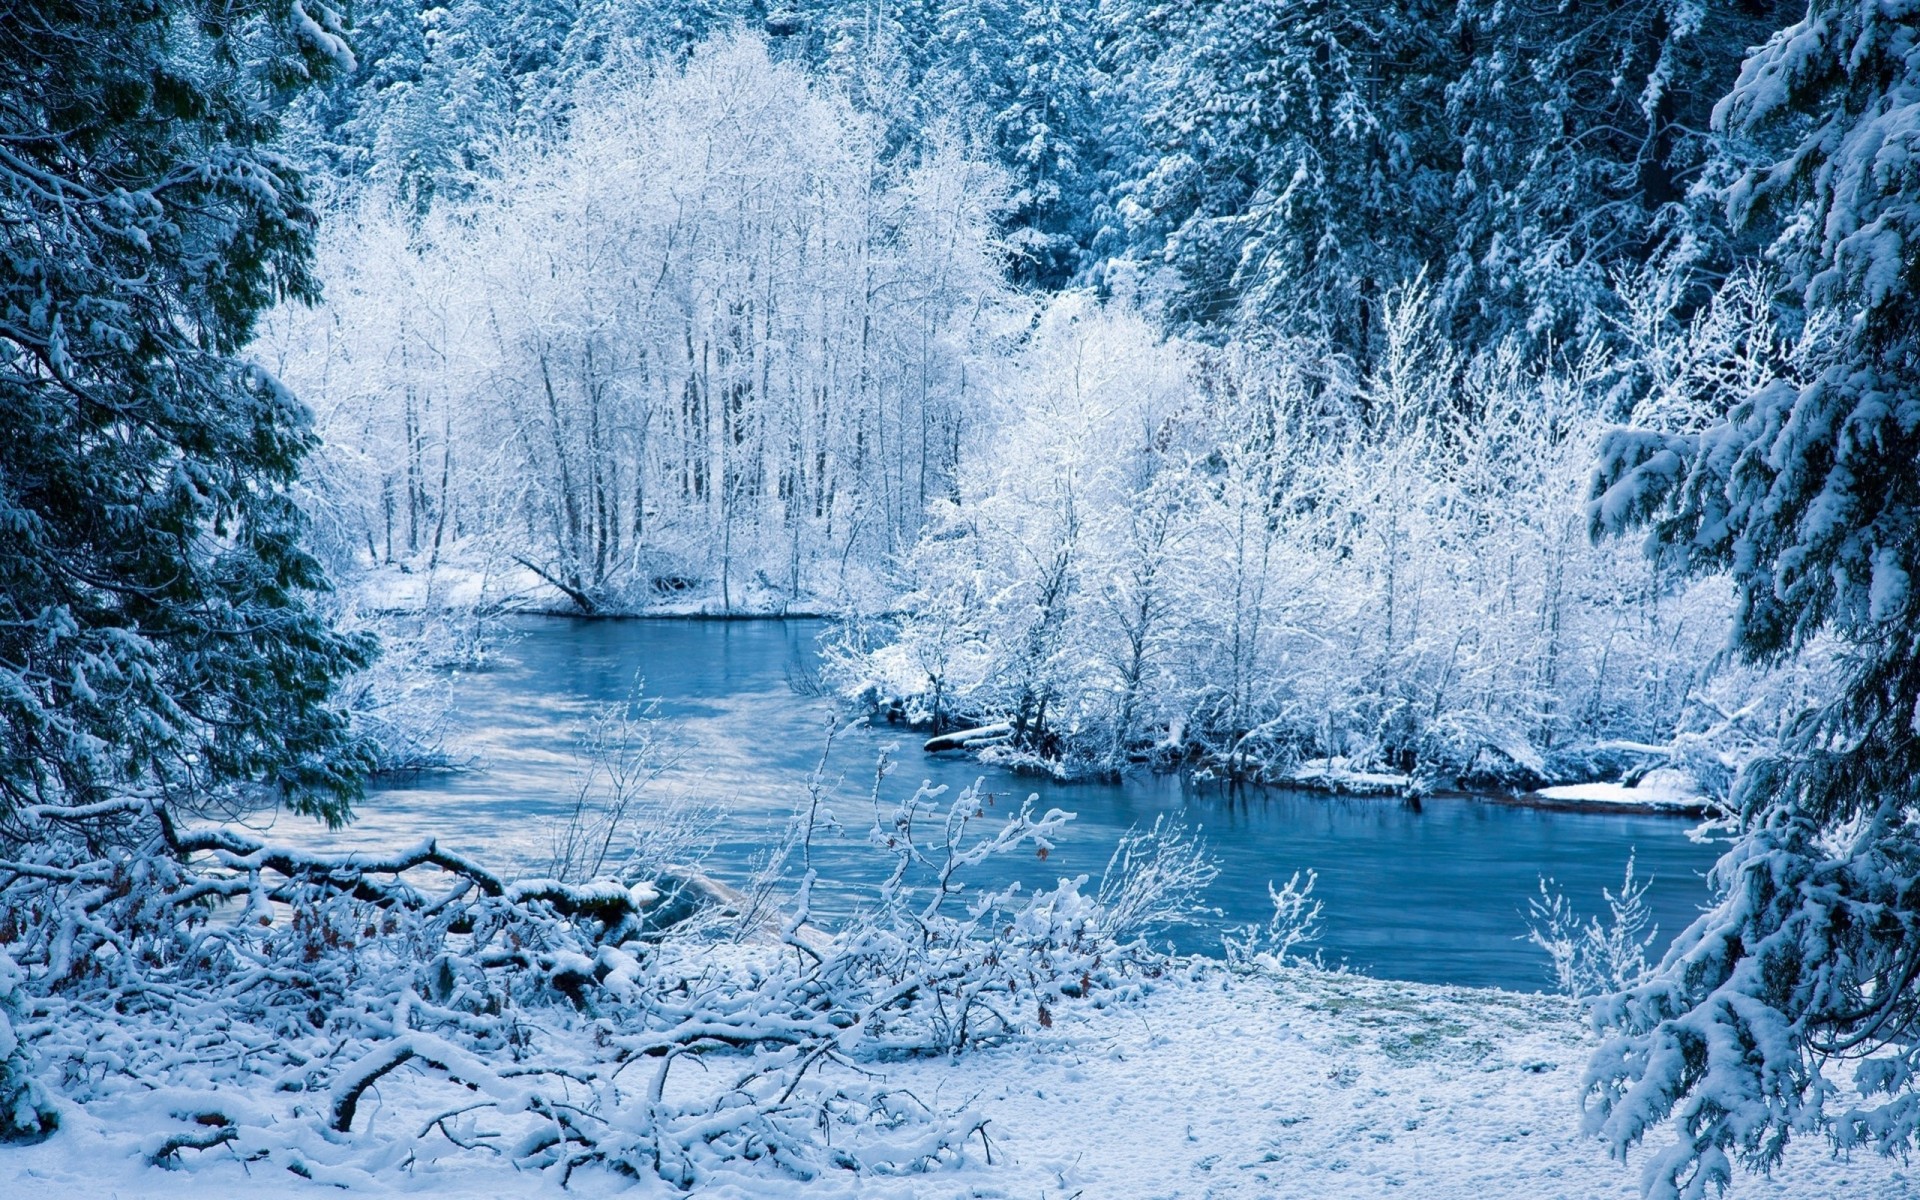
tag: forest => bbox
[3,2,1919,1198]
[263,1,1837,791]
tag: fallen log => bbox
[923,722,1014,754]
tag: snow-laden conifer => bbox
[0,1,371,825]
[1585,4,1920,1192]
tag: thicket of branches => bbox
[263,36,1010,614]
[0,778,1159,1185]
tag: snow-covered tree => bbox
[839,285,1726,784]
[933,0,1105,285]
[1443,0,1795,341]
[1585,5,1920,1191]
[296,0,742,206]
[266,35,1013,612]
[1096,0,1798,352]
[0,0,373,824]
[1105,0,1454,343]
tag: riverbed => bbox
[307,616,1723,992]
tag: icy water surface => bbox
[319,616,1722,992]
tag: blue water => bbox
[329,616,1723,992]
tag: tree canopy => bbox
[0,0,372,825]
[1586,2,1920,1192]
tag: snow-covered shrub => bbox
[323,597,522,779]
[1095,816,1220,943]
[0,776,1139,1190]
[543,680,692,884]
[0,948,54,1144]
[1527,855,1659,1006]
[1222,871,1324,973]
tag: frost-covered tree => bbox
[267,35,1012,612]
[0,1,373,823]
[1585,5,1920,1192]
[840,285,1723,783]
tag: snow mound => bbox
[1535,767,1708,810]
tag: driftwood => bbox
[923,723,1013,754]
[512,554,597,614]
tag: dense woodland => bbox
[263,0,1827,787]
[4,2,1920,1197]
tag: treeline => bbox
[831,275,1820,784]
[1094,0,1796,343]
[265,2,1843,780]
[295,1,1795,336]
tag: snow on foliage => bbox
[1527,855,1660,1006]
[835,281,1734,788]
[0,948,54,1144]
[1221,870,1324,975]
[1581,3,1920,1195]
[0,774,1174,1190]
[0,0,374,826]
[261,34,1012,617]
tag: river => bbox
[310,616,1723,992]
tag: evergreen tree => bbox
[937,0,1103,285]
[299,0,742,207]
[1586,3,1920,1192]
[1097,0,1794,349]
[1104,0,1456,346]
[1445,0,1793,342]
[0,0,374,824]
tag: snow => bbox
[1870,547,1910,622]
[1534,769,1709,811]
[923,722,1014,753]
[1285,758,1413,795]
[350,556,838,620]
[5,964,1906,1199]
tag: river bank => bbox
[321,612,1726,988]
[355,556,1714,819]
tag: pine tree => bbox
[937,0,1103,286]
[1586,4,1920,1192]
[0,1,374,825]
[299,0,741,208]
[1444,0,1793,343]
[1104,0,1456,347]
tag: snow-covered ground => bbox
[349,557,837,619]
[1533,768,1710,813]
[1282,758,1413,796]
[8,964,1903,1199]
